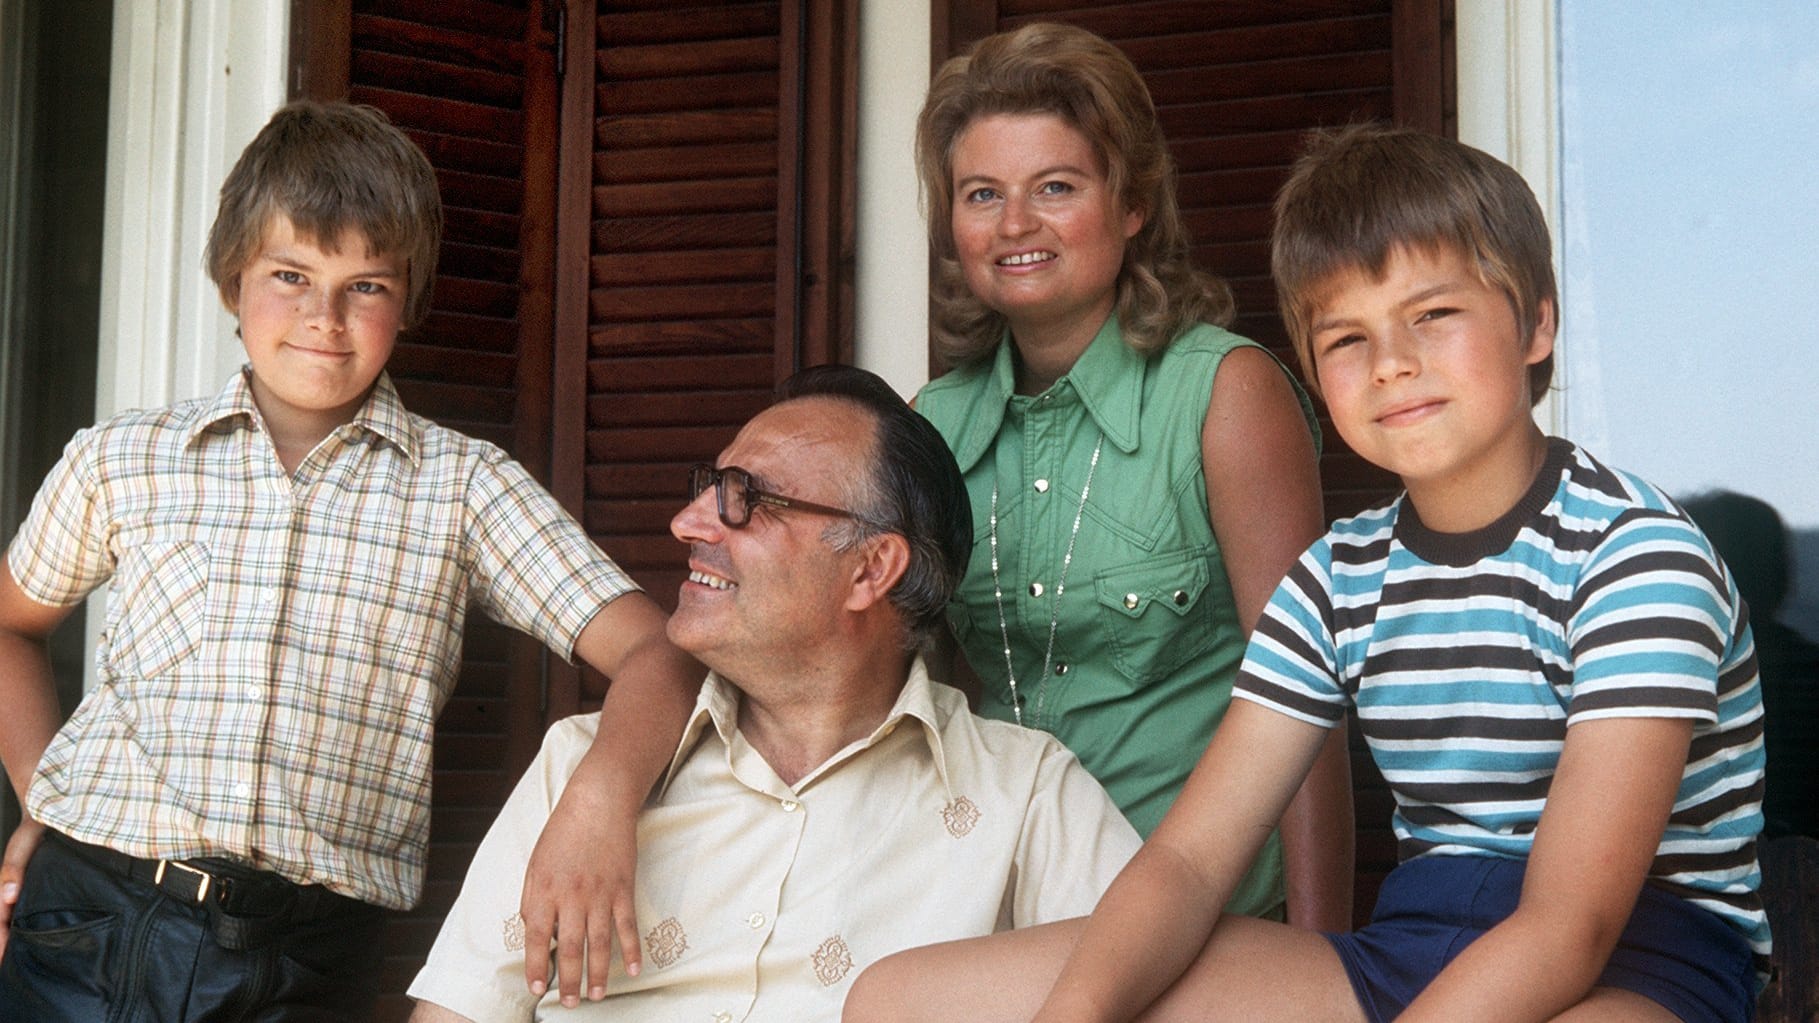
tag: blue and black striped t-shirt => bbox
[1236,437,1771,973]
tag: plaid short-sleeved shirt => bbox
[7,368,635,909]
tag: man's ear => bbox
[844,533,910,614]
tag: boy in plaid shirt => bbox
[0,101,697,1018]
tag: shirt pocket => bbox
[102,540,210,680]
[1092,548,1214,685]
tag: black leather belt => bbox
[50,831,367,924]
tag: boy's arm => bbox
[408,1004,477,1023]
[517,591,702,1008]
[1399,715,1692,1021]
[1034,699,1333,1020]
[1202,346,1354,932]
[0,561,78,958]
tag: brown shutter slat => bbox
[557,4,800,716]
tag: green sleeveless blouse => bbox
[916,317,1320,920]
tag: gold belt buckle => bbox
[153,859,214,903]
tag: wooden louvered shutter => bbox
[546,0,856,715]
[935,0,1453,930]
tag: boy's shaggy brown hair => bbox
[1272,123,1556,405]
[206,101,442,327]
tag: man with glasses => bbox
[408,366,1138,1022]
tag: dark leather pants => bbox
[0,832,384,1022]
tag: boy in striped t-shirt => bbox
[843,123,1768,1023]
[1243,124,1768,1021]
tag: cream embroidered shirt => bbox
[408,658,1140,1022]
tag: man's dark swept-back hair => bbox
[778,365,972,644]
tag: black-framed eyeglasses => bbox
[688,463,871,529]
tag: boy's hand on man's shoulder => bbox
[0,816,46,961]
[518,753,643,1008]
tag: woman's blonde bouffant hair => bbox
[916,22,1233,368]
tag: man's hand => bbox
[0,816,45,961]
[518,753,642,1007]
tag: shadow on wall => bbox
[1679,492,1817,843]
[1787,528,1819,646]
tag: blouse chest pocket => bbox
[102,540,211,680]
[1092,549,1214,685]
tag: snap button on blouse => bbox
[1029,581,1044,598]
[1033,479,1049,493]
[1173,590,1189,606]
[1123,593,1139,610]
[1054,662,1069,675]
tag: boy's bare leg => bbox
[843,919,1082,1022]
[843,914,1363,1023]
[1138,914,1364,1022]
[1549,988,1680,1022]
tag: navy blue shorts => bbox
[1325,855,1756,1022]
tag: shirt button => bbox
[1054,662,1069,675]
[244,684,260,701]
[780,800,799,813]
[1173,589,1189,606]
[260,587,277,604]
[746,912,766,929]
[1123,593,1140,610]
[1033,479,1049,493]
[713,1013,733,1023]
[1029,581,1044,598]
[233,783,252,799]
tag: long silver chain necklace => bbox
[988,433,1102,728]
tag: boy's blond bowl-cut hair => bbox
[206,100,443,328]
[1271,122,1556,407]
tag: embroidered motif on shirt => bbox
[811,935,854,986]
[502,912,526,952]
[646,917,689,969]
[941,796,981,837]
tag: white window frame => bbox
[97,0,288,420]
[1456,0,1563,434]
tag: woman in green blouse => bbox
[912,22,1353,929]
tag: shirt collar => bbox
[183,366,421,465]
[657,656,959,800]
[944,316,1145,473]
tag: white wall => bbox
[98,0,287,421]
[853,0,932,399]
[1556,2,1819,635]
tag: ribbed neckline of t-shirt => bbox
[1392,436,1574,567]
